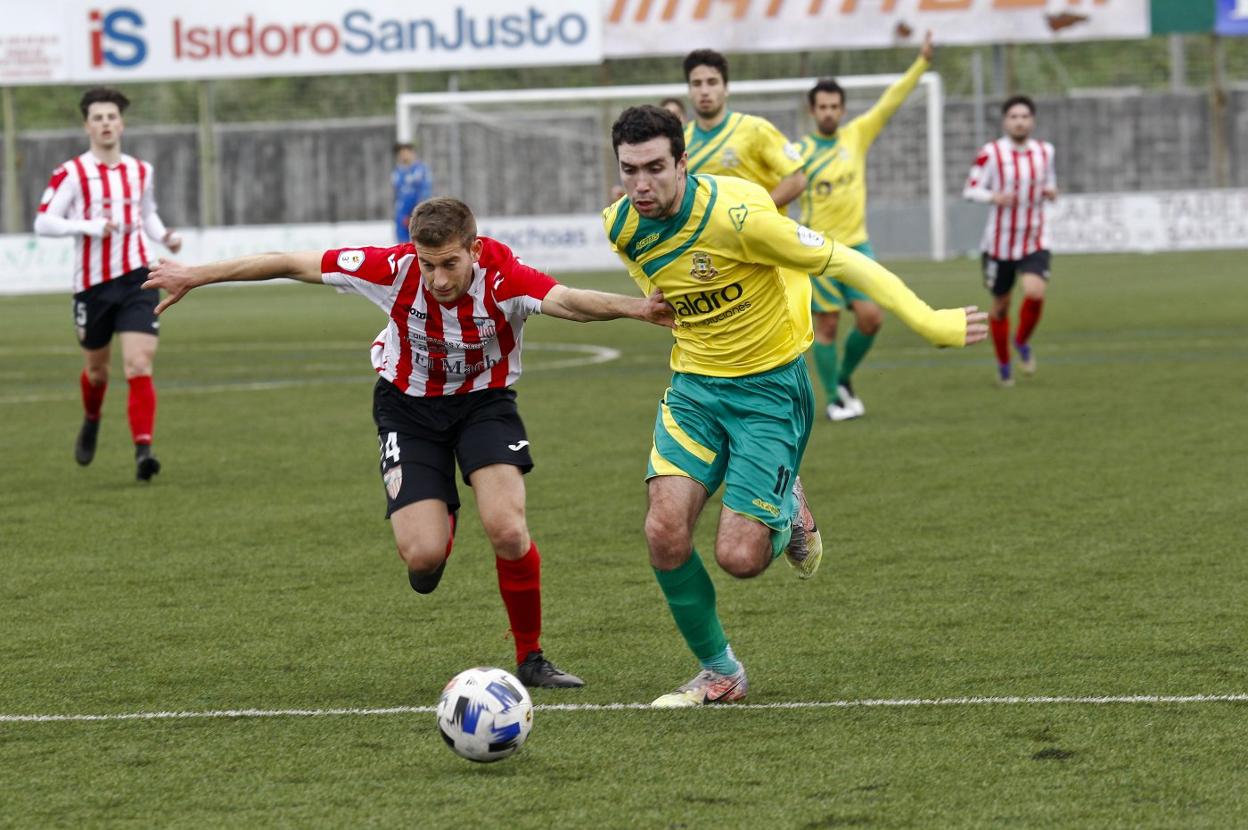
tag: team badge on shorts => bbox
[690,251,719,281]
[384,466,403,500]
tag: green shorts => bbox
[811,240,876,313]
[647,357,815,530]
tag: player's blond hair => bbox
[409,198,477,249]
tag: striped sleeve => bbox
[321,245,410,289]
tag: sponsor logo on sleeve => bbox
[728,204,748,232]
[796,225,825,248]
[783,142,802,162]
[337,250,365,272]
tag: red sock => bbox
[496,542,542,664]
[445,511,457,559]
[989,316,1011,366]
[127,375,156,445]
[1016,297,1044,346]
[80,371,107,421]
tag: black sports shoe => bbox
[135,444,161,482]
[75,418,100,466]
[408,560,446,595]
[516,651,585,689]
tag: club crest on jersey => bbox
[689,251,719,282]
[720,147,740,169]
[796,225,825,248]
[337,250,365,272]
[384,466,403,500]
[729,204,748,232]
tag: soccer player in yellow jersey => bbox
[604,106,987,707]
[798,32,934,421]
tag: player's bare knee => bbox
[85,365,109,385]
[814,312,839,341]
[486,522,530,560]
[645,511,692,567]
[395,539,444,573]
[858,306,883,335]
[716,543,768,579]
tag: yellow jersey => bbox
[797,56,928,246]
[603,174,967,378]
[684,111,804,195]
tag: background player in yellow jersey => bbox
[604,106,987,708]
[798,33,934,421]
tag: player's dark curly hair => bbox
[683,49,728,84]
[807,78,845,107]
[79,87,130,119]
[410,197,477,249]
[1002,95,1036,116]
[611,106,685,160]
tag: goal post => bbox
[397,73,946,261]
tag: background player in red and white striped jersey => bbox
[143,197,673,689]
[34,87,183,480]
[963,95,1058,387]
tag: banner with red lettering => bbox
[604,0,1150,56]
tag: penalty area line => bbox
[3,693,1247,724]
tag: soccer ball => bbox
[436,667,533,763]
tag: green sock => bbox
[653,550,730,667]
[812,341,840,404]
[838,329,876,384]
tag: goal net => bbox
[397,74,946,261]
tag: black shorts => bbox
[981,249,1051,297]
[72,268,158,349]
[372,378,534,518]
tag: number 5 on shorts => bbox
[379,432,401,468]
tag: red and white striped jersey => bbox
[963,137,1056,261]
[36,152,170,292]
[321,236,557,397]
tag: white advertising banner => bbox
[604,0,1149,57]
[1,0,603,85]
[1047,190,1248,254]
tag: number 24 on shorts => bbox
[379,432,401,467]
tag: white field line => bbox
[3,694,1246,724]
[0,342,620,405]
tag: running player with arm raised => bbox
[145,198,672,689]
[799,32,933,420]
[604,106,986,707]
[34,87,183,480]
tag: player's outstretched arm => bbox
[771,169,807,209]
[821,245,987,347]
[143,251,324,314]
[540,284,674,328]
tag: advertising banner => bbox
[1,0,603,85]
[1047,189,1248,254]
[1216,0,1248,36]
[604,0,1150,57]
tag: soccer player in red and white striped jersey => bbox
[34,87,182,480]
[963,95,1058,386]
[143,197,673,688]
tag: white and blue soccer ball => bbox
[436,667,533,763]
